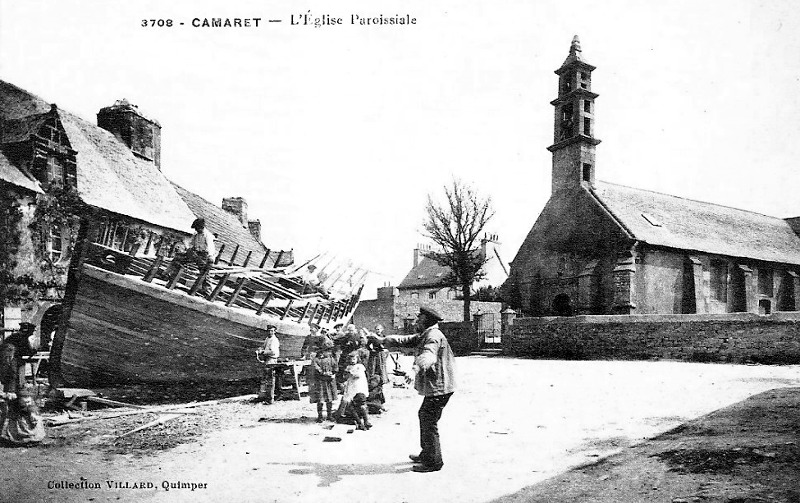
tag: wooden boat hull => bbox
[57,265,309,386]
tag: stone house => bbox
[502,37,800,317]
[353,236,506,333]
[0,81,196,330]
[0,79,291,332]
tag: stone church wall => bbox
[504,312,800,364]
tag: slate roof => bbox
[0,79,195,234]
[1,113,49,144]
[398,256,455,290]
[0,150,42,194]
[591,181,800,266]
[171,182,293,268]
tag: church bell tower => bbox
[547,36,601,193]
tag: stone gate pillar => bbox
[613,253,636,314]
[577,260,599,314]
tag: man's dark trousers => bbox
[418,392,453,468]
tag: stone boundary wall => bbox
[440,321,481,356]
[504,312,800,364]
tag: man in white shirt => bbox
[255,325,282,404]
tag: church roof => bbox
[0,79,196,234]
[557,35,594,72]
[591,181,800,265]
[171,182,293,268]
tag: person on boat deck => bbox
[299,265,328,297]
[0,323,36,399]
[164,218,216,294]
[0,387,45,446]
[255,325,282,404]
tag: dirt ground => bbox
[0,357,799,503]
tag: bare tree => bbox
[423,178,495,322]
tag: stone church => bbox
[502,37,800,317]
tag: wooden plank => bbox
[307,304,320,325]
[214,243,226,264]
[315,306,327,324]
[208,273,230,302]
[256,292,275,316]
[259,249,271,268]
[165,265,185,290]
[298,302,311,323]
[86,396,146,409]
[242,251,253,267]
[188,268,209,296]
[274,250,285,267]
[281,300,295,320]
[142,255,164,283]
[117,414,183,438]
[225,277,247,307]
[229,245,240,266]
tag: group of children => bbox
[305,323,391,430]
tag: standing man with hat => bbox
[255,325,282,404]
[163,218,216,295]
[378,306,456,472]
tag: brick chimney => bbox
[97,99,161,169]
[248,219,262,242]
[222,197,248,227]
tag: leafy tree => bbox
[422,178,494,322]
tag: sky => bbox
[2,0,800,299]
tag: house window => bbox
[410,292,419,300]
[46,156,64,188]
[428,291,436,300]
[583,117,591,136]
[758,268,774,296]
[48,224,63,262]
[580,72,588,80]
[710,260,728,301]
[447,289,455,300]
[583,100,591,113]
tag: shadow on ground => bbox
[268,461,414,487]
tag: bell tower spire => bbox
[547,35,601,193]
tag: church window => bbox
[710,260,728,301]
[583,100,591,113]
[583,117,591,135]
[582,164,592,182]
[758,268,774,296]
